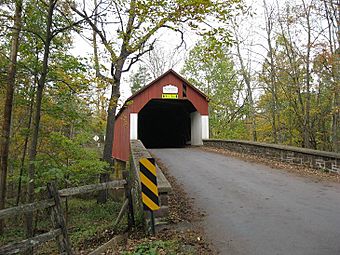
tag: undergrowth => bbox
[0,197,124,254]
[123,239,180,255]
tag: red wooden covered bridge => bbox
[112,69,209,162]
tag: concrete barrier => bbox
[129,140,172,222]
[203,139,340,174]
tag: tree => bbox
[182,38,247,139]
[25,0,58,240]
[129,65,151,94]
[255,0,339,151]
[274,0,327,149]
[71,0,242,202]
[0,0,112,240]
[262,0,280,143]
[232,16,258,141]
[321,0,340,152]
[300,0,314,149]
[0,0,22,235]
[20,0,84,241]
[142,46,183,79]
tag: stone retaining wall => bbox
[130,140,172,222]
[203,139,340,174]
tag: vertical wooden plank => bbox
[123,171,135,229]
[47,182,73,255]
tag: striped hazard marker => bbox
[139,158,160,211]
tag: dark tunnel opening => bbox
[138,99,197,148]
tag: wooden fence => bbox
[0,178,132,255]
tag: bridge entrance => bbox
[138,99,196,148]
[112,70,209,161]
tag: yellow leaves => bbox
[93,76,111,90]
[115,0,241,55]
[108,97,119,109]
[126,100,134,106]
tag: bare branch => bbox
[114,2,125,34]
[122,39,156,73]
[161,24,186,49]
[70,2,117,59]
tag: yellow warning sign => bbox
[139,158,160,211]
[162,94,178,99]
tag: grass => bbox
[66,198,122,245]
[0,197,125,254]
[0,225,26,245]
[122,239,181,255]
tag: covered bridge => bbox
[112,69,209,162]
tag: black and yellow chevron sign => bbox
[139,158,160,211]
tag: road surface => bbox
[150,148,340,255]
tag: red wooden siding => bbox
[112,107,130,161]
[112,70,209,161]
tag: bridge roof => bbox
[116,69,209,118]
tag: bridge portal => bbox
[138,99,195,148]
[112,70,209,161]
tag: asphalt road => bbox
[150,148,340,255]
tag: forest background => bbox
[0,0,339,244]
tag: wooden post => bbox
[47,182,73,255]
[150,210,155,236]
[123,171,135,230]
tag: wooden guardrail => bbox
[59,180,126,197]
[0,180,130,255]
[0,182,72,255]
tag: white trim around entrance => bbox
[130,113,138,139]
[202,115,209,139]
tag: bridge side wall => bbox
[203,139,340,174]
[129,140,172,221]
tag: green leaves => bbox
[35,132,108,186]
[182,38,247,139]
[129,65,152,94]
[124,240,179,255]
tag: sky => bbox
[70,25,199,108]
[69,0,269,107]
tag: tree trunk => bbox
[16,84,35,206]
[302,0,312,149]
[97,57,124,203]
[234,34,257,141]
[0,0,22,235]
[93,0,133,203]
[25,0,56,242]
[332,0,340,152]
[323,0,340,152]
[277,9,307,147]
[263,0,279,143]
[92,2,113,203]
